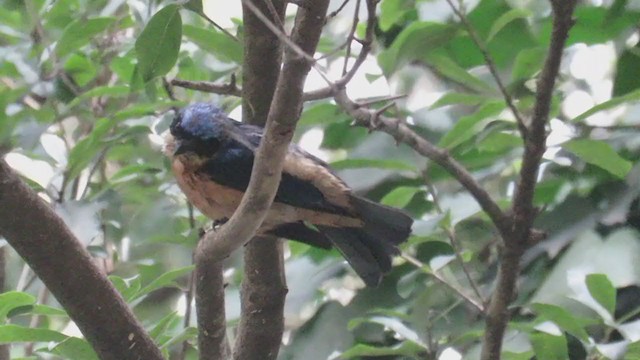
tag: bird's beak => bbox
[173,138,198,156]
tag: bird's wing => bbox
[197,123,354,215]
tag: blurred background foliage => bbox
[0,0,639,359]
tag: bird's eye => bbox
[170,115,188,138]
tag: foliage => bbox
[0,0,639,359]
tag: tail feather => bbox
[318,196,414,287]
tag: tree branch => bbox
[0,160,163,360]
[480,2,577,359]
[193,1,330,360]
[195,257,230,360]
[170,77,241,97]
[0,246,8,360]
[234,1,287,359]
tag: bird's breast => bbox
[172,158,243,221]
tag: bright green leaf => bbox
[530,332,568,360]
[585,274,616,315]
[0,291,35,322]
[135,5,182,82]
[486,8,533,43]
[299,103,349,126]
[0,325,67,343]
[381,186,420,208]
[563,139,632,179]
[48,337,99,360]
[379,0,415,31]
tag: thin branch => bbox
[326,0,351,21]
[402,253,484,312]
[334,88,512,236]
[423,174,485,305]
[444,0,529,138]
[0,247,8,360]
[170,77,241,97]
[480,1,577,359]
[178,204,197,360]
[341,0,361,76]
[0,160,163,360]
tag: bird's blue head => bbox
[169,103,228,157]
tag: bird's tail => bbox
[318,195,413,287]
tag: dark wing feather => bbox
[197,123,348,214]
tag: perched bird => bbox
[164,103,413,286]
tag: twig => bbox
[170,77,241,97]
[402,253,484,312]
[423,174,485,305]
[341,0,361,76]
[480,1,577,359]
[178,204,197,360]
[326,0,351,21]
[334,87,512,236]
[444,0,529,138]
[262,0,285,30]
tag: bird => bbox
[164,103,413,287]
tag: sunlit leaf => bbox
[0,292,35,321]
[530,332,568,360]
[585,274,616,316]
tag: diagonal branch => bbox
[193,1,330,360]
[0,160,163,360]
[480,2,577,359]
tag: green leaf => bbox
[424,51,494,93]
[613,43,640,96]
[48,337,99,360]
[0,325,67,343]
[66,118,115,179]
[439,101,505,149]
[430,92,490,109]
[64,54,97,87]
[378,22,458,75]
[626,340,640,360]
[477,132,522,153]
[183,25,242,63]
[563,139,632,179]
[531,303,590,342]
[148,312,179,340]
[530,332,568,360]
[56,17,115,57]
[131,265,194,301]
[486,8,532,43]
[330,158,415,171]
[135,5,182,82]
[572,88,640,122]
[585,274,616,315]
[0,291,35,322]
[512,47,547,81]
[68,85,131,108]
[159,327,198,349]
[299,103,349,126]
[340,341,425,358]
[379,0,415,31]
[381,186,420,208]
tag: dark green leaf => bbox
[512,47,546,81]
[131,265,194,301]
[56,17,115,57]
[563,139,632,179]
[340,341,425,358]
[613,43,640,96]
[63,54,97,87]
[135,5,182,82]
[585,274,616,315]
